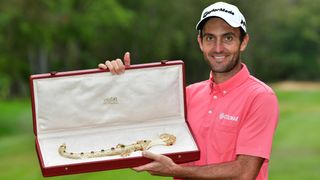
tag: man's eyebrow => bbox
[202,33,214,37]
[202,32,237,37]
[223,32,236,37]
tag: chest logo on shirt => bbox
[219,113,239,122]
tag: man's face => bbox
[198,18,249,75]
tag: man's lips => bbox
[211,55,227,62]
[214,55,225,59]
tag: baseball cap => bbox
[196,2,247,32]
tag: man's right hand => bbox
[98,52,131,75]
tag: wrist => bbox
[173,164,196,179]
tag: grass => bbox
[0,99,32,136]
[269,90,320,179]
[0,89,320,179]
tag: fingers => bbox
[116,58,125,72]
[124,52,131,66]
[142,151,161,161]
[98,63,107,69]
[133,151,174,172]
[132,162,152,172]
[102,58,124,75]
[105,60,117,74]
[132,151,178,177]
[98,52,131,75]
[111,59,121,74]
[132,151,162,172]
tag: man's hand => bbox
[98,52,131,74]
[133,152,264,179]
[133,151,183,177]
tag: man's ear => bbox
[197,35,203,51]
[240,34,250,52]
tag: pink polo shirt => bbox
[185,63,279,180]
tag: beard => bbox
[204,51,241,74]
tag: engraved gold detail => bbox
[58,133,176,159]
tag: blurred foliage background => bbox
[0,0,319,98]
[0,0,320,179]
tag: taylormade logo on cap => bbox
[203,8,235,18]
[196,2,247,32]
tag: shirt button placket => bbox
[209,95,218,119]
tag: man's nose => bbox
[213,40,224,53]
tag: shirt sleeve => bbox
[236,92,279,160]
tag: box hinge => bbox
[160,60,168,64]
[50,71,58,76]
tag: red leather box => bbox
[30,60,200,177]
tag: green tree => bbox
[0,0,134,97]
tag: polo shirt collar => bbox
[209,63,250,95]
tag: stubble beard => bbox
[204,51,241,74]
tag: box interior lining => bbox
[38,120,197,167]
[32,64,198,168]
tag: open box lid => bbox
[30,61,187,137]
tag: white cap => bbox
[196,2,247,32]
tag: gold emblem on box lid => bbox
[103,97,118,104]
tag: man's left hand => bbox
[133,151,182,177]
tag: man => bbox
[99,2,279,179]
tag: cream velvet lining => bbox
[33,65,198,167]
